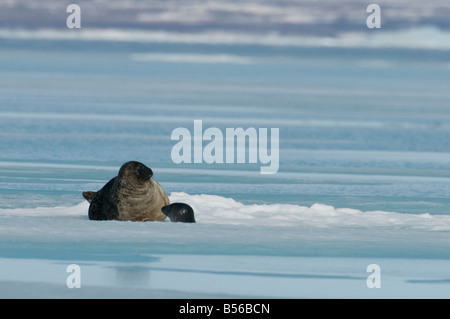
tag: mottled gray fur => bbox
[83,161,169,221]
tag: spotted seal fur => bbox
[82,161,169,221]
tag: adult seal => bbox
[162,203,196,223]
[82,161,169,221]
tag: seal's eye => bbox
[135,164,153,181]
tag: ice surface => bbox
[1,193,450,298]
[1,5,450,298]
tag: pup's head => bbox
[162,203,196,223]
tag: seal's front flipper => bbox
[82,191,96,203]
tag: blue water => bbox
[2,35,450,299]
[1,38,450,216]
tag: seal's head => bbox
[162,202,196,223]
[118,161,153,185]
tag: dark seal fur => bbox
[82,161,169,221]
[161,203,196,223]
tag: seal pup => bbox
[82,161,169,221]
[162,203,196,223]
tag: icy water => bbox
[2,38,450,214]
[1,34,450,298]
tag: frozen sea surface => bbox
[1,189,450,298]
[1,23,450,298]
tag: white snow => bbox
[2,192,450,231]
[169,192,450,230]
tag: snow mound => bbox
[169,192,450,231]
[1,192,450,231]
